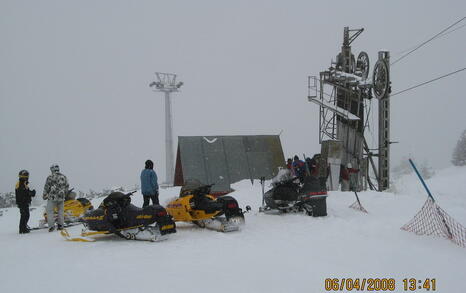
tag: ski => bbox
[60,228,96,242]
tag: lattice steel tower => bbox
[150,72,183,186]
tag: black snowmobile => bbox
[260,173,328,217]
[62,191,176,242]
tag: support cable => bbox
[391,67,466,97]
[393,22,466,56]
[391,17,466,66]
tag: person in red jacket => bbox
[340,164,350,191]
[347,163,360,191]
[286,158,293,172]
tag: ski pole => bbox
[409,158,453,238]
[354,191,361,205]
[408,159,435,202]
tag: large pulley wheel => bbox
[372,60,389,99]
[356,51,370,79]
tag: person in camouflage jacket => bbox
[43,164,69,231]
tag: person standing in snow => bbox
[43,164,69,232]
[140,160,159,207]
[286,158,294,174]
[340,164,350,191]
[292,155,306,182]
[347,163,360,192]
[15,170,36,234]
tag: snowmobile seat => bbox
[216,196,243,219]
[271,184,300,201]
[192,195,223,213]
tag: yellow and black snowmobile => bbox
[61,191,176,242]
[166,181,249,232]
[38,189,93,229]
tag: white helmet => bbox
[50,164,60,173]
[347,163,352,169]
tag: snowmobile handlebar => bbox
[125,190,138,196]
[272,176,300,186]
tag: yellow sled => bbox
[40,197,93,228]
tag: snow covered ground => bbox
[1,166,465,293]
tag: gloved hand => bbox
[31,189,36,197]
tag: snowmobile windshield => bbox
[192,185,212,197]
[103,192,131,208]
[180,179,212,197]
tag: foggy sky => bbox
[1,0,465,194]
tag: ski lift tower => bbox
[150,72,184,186]
[308,27,391,191]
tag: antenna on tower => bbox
[150,72,183,186]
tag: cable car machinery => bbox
[308,27,391,191]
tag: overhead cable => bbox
[391,67,466,97]
[393,22,466,56]
[391,17,466,66]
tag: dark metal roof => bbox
[174,135,285,192]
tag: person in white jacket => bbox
[43,164,69,232]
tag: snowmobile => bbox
[36,189,94,229]
[259,170,328,217]
[61,191,176,242]
[166,181,249,232]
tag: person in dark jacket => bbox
[305,157,315,176]
[15,170,36,234]
[140,160,159,207]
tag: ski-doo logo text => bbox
[136,215,153,219]
[167,203,182,208]
[83,216,104,221]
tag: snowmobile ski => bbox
[60,228,96,242]
[77,225,170,242]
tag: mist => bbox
[1,0,465,194]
